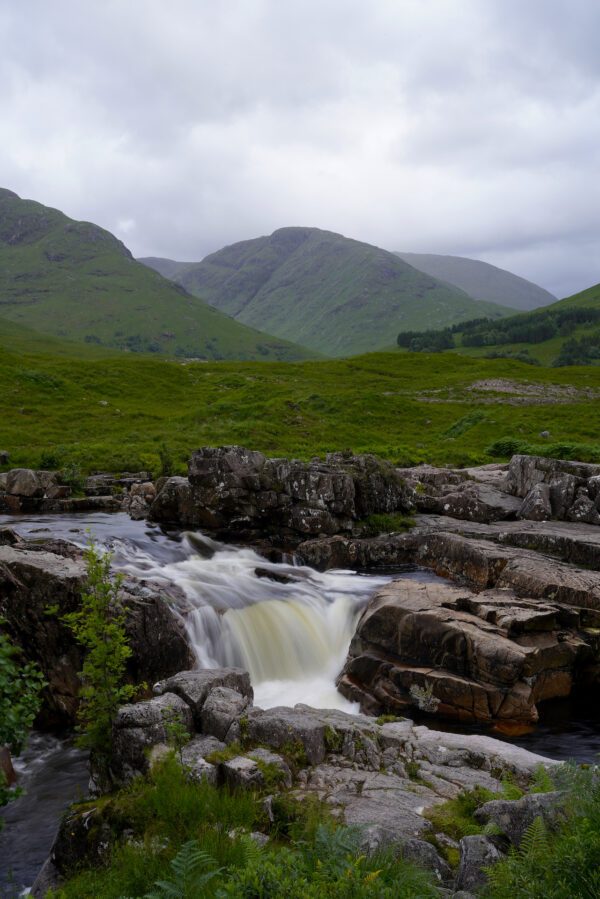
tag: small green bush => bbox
[358,513,416,537]
[60,460,86,493]
[39,448,63,469]
[157,442,174,478]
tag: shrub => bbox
[358,513,416,537]
[39,448,63,469]
[60,460,86,493]
[62,537,135,782]
[482,762,600,898]
[157,442,174,478]
[0,621,46,826]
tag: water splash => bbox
[118,530,392,710]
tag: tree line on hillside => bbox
[397,306,600,365]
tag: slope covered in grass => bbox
[0,316,129,359]
[2,335,599,476]
[0,189,317,362]
[396,283,600,366]
[141,227,513,357]
[395,252,556,311]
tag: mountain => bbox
[0,189,316,362]
[137,256,193,281]
[395,252,556,311]
[140,228,514,357]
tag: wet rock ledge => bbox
[0,531,193,727]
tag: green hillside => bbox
[395,252,556,311]
[140,227,514,357]
[551,282,600,310]
[0,315,131,359]
[0,189,317,362]
[396,282,600,366]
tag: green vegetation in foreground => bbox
[2,347,600,474]
[62,540,135,788]
[142,226,513,357]
[0,189,317,363]
[47,755,439,898]
[481,761,600,898]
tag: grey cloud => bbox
[1,0,599,298]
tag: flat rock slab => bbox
[414,515,600,572]
[337,578,598,723]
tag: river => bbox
[0,511,598,893]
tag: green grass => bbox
[424,785,498,843]
[0,191,317,363]
[2,344,600,476]
[147,226,513,357]
[48,755,440,898]
[357,513,416,537]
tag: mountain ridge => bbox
[395,251,556,311]
[0,190,318,362]
[141,227,515,356]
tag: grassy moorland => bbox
[2,338,600,475]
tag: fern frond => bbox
[519,816,548,860]
[144,840,223,898]
[529,763,555,794]
[240,833,264,866]
[364,868,382,884]
[501,772,524,800]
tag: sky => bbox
[1,0,599,299]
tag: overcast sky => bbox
[2,0,599,298]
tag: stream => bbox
[1,511,599,893]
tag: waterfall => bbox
[117,530,393,710]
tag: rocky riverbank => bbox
[3,446,600,730]
[32,667,562,898]
[3,445,600,894]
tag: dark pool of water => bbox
[0,733,88,896]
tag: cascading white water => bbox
[117,530,394,710]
